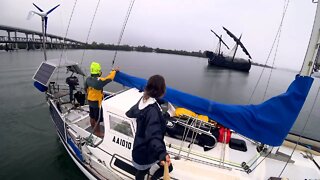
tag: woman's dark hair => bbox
[144,75,166,99]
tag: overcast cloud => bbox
[0,0,317,70]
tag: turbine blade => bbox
[33,3,43,12]
[27,11,35,20]
[47,4,60,15]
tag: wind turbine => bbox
[27,3,60,61]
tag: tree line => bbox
[84,42,275,68]
[0,41,273,68]
[85,42,206,58]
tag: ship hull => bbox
[205,51,251,72]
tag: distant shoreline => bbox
[84,42,206,58]
[0,42,272,68]
[84,42,273,69]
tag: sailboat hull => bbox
[42,86,320,180]
[205,51,251,72]
[32,59,319,180]
[55,124,98,180]
[48,100,99,179]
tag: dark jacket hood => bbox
[126,97,158,118]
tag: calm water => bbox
[0,49,319,179]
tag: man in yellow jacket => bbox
[84,62,119,137]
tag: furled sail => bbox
[114,72,313,146]
[223,27,252,59]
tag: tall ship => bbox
[205,27,252,72]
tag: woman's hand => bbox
[160,154,171,166]
[112,67,120,72]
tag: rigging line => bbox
[111,0,136,67]
[111,0,135,66]
[246,153,261,166]
[80,0,101,65]
[247,0,290,104]
[262,26,283,101]
[233,131,258,144]
[250,147,274,172]
[278,85,320,177]
[85,104,103,144]
[247,148,267,168]
[263,0,289,101]
[187,118,202,159]
[56,0,78,81]
[262,0,290,101]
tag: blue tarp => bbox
[114,72,314,146]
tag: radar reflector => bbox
[33,62,56,86]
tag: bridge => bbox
[0,24,86,51]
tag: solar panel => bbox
[33,62,56,86]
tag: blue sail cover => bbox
[114,72,314,146]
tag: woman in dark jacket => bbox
[126,75,173,180]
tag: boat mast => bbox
[218,36,222,55]
[210,29,229,56]
[231,44,238,62]
[300,1,320,76]
[223,27,252,61]
[231,35,242,62]
[41,17,47,61]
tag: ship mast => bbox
[223,27,252,62]
[231,34,242,62]
[300,1,320,76]
[210,29,229,55]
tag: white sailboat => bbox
[32,1,320,180]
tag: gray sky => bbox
[0,0,317,70]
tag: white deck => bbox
[54,88,320,180]
[103,88,143,118]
